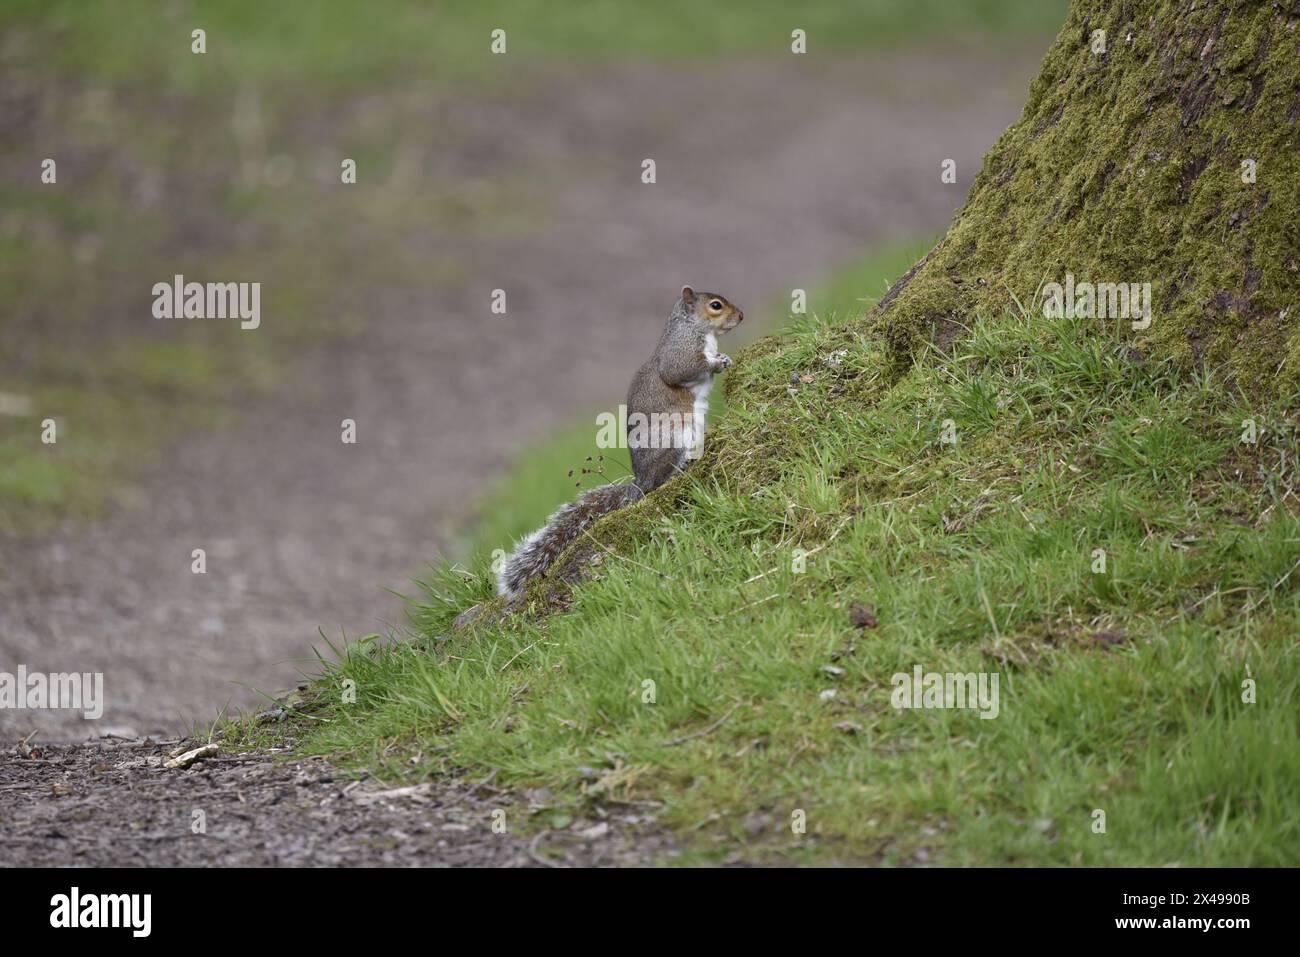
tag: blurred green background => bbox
[6,1,1068,88]
[0,0,1067,531]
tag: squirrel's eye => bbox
[709,300,723,310]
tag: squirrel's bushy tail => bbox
[497,482,644,599]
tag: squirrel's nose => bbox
[737,311,744,323]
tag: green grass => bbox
[798,237,940,334]
[257,241,1300,865]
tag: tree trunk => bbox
[872,0,1300,398]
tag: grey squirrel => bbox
[496,286,744,600]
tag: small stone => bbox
[849,604,878,629]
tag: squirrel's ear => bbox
[680,285,696,306]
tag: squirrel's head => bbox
[679,286,744,332]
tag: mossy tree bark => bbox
[873,0,1300,398]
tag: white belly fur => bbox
[683,333,717,460]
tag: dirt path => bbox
[2,46,1041,864]
[0,733,673,867]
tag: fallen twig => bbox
[662,705,740,748]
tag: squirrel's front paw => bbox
[711,353,732,372]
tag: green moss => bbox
[866,0,1300,398]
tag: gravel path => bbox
[1,733,673,867]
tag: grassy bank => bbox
[264,241,1300,865]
